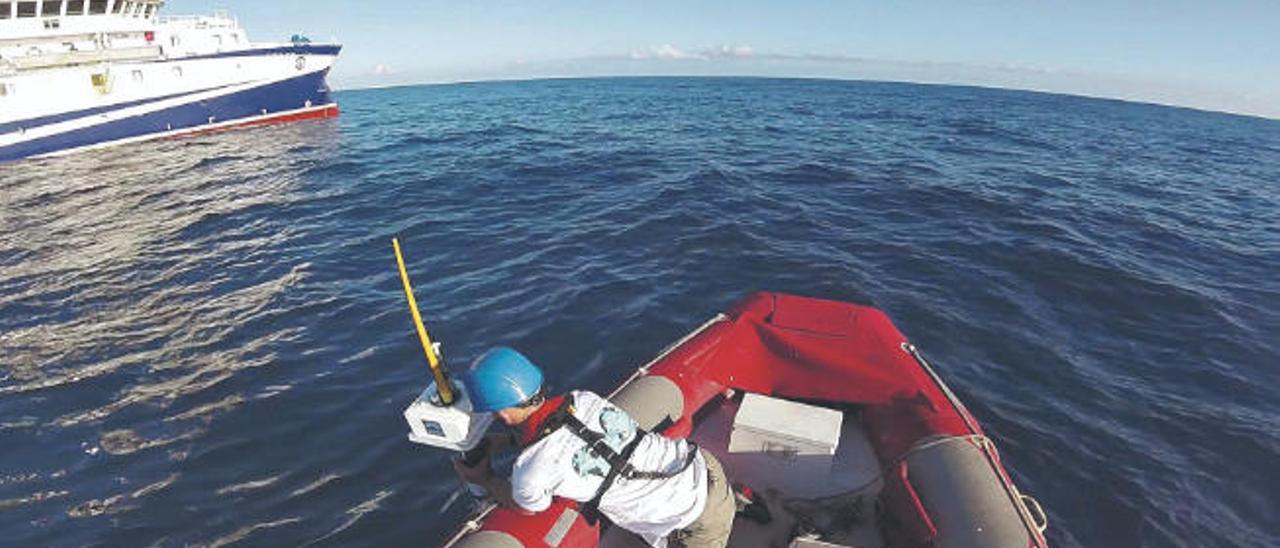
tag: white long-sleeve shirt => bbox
[511,390,708,546]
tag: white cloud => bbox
[654,44,702,60]
[712,44,754,58]
[625,44,755,61]
[629,44,707,60]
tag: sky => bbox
[178,1,1280,119]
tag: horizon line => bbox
[329,74,1280,124]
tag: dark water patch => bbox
[300,158,367,179]
[191,154,247,171]
[771,162,859,185]
[0,247,35,269]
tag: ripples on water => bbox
[1,78,1277,547]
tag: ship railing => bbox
[7,45,161,71]
[1,32,130,47]
[158,13,239,30]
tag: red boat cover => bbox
[650,292,977,461]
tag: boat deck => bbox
[604,394,887,548]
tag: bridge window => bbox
[39,0,57,16]
[0,3,11,19]
[88,0,105,14]
[112,0,123,13]
[16,1,36,17]
[65,0,83,15]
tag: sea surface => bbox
[1,77,1277,547]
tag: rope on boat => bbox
[607,313,729,399]
[780,434,991,538]
[901,342,980,435]
[804,434,992,500]
[442,501,498,547]
[899,342,1050,539]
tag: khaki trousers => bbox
[673,450,735,548]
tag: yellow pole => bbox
[392,237,455,405]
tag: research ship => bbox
[0,0,340,163]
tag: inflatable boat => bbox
[440,292,1050,548]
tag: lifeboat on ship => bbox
[441,292,1050,548]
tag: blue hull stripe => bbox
[0,83,241,135]
[1,70,334,162]
[166,44,342,63]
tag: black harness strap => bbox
[581,428,646,523]
[529,395,700,522]
[528,397,577,446]
[561,409,700,480]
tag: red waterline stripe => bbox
[172,105,340,139]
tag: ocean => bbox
[0,77,1276,547]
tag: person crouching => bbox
[454,347,736,548]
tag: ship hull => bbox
[0,45,340,162]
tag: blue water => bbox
[1,77,1277,547]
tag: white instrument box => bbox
[729,392,843,460]
[404,380,493,452]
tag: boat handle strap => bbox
[1020,493,1049,533]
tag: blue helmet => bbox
[463,347,544,412]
